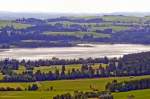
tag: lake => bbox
[0,44,150,60]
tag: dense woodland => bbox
[0,51,150,82]
[106,78,150,92]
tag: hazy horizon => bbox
[0,0,150,13]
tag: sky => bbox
[0,0,150,13]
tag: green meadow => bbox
[0,20,31,29]
[13,63,106,74]
[0,75,149,99]
[43,31,111,38]
[113,89,150,99]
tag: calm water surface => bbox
[0,44,150,60]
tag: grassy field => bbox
[48,21,129,32]
[43,31,111,38]
[113,89,150,99]
[0,89,149,99]
[91,25,129,32]
[0,75,149,99]
[13,63,107,74]
[101,15,141,23]
[0,20,31,29]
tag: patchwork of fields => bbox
[0,15,150,99]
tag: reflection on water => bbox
[0,44,150,60]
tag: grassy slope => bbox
[0,75,149,99]
[43,31,111,38]
[0,20,31,29]
[48,21,129,32]
[91,25,129,32]
[13,64,107,74]
[113,89,150,99]
[0,89,149,99]
[101,15,141,23]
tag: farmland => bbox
[0,20,31,29]
[0,75,150,99]
[0,15,150,99]
[43,32,111,38]
[13,63,106,74]
[113,89,150,99]
[2,15,150,48]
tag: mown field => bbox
[0,75,149,99]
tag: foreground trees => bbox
[53,91,113,99]
[106,78,150,92]
[0,84,39,91]
[28,84,39,91]
[0,87,22,91]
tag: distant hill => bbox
[0,12,99,20]
[1,12,150,20]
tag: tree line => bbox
[106,78,150,92]
[0,84,38,91]
[53,91,113,99]
[0,57,108,74]
[1,51,150,82]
